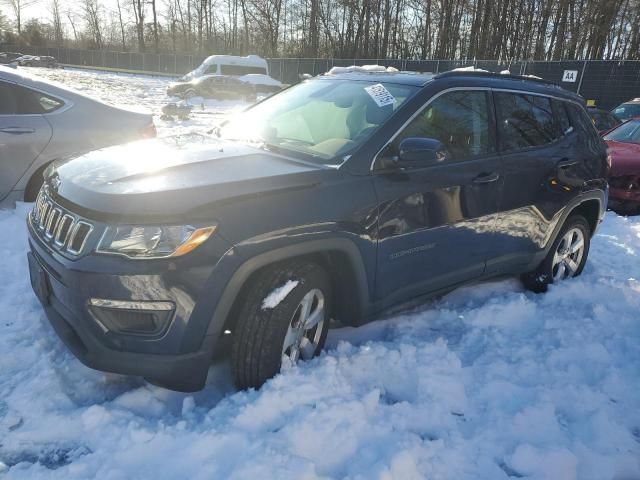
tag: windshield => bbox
[612,103,640,120]
[218,79,418,164]
[604,119,640,144]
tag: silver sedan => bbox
[0,66,155,207]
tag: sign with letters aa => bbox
[562,70,578,82]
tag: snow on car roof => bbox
[237,74,282,86]
[327,64,399,75]
[199,54,268,68]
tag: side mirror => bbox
[397,137,447,167]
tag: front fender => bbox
[179,233,374,353]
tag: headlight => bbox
[97,225,216,259]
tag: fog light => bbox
[88,299,174,335]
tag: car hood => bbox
[48,135,331,221]
[606,140,640,176]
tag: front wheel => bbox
[521,214,591,293]
[231,260,331,390]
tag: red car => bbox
[604,118,640,213]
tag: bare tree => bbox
[82,0,103,48]
[49,0,62,45]
[2,0,39,35]
[116,0,127,50]
[132,0,145,51]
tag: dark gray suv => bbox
[27,70,608,391]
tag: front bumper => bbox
[27,218,231,391]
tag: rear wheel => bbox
[521,214,590,293]
[231,260,331,390]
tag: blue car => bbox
[28,69,608,391]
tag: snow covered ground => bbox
[1,67,639,479]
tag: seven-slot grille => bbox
[31,188,94,256]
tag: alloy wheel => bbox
[281,288,325,367]
[551,227,585,281]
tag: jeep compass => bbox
[27,70,608,391]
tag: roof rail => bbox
[434,69,561,88]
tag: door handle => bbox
[557,159,579,169]
[0,127,36,134]
[472,172,500,184]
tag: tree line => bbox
[1,0,639,60]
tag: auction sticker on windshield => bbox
[365,83,396,107]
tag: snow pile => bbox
[262,280,299,309]
[1,207,639,479]
[0,68,639,479]
[328,65,399,75]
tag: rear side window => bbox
[393,90,494,162]
[496,92,559,151]
[591,112,619,131]
[566,102,598,137]
[0,81,63,115]
[220,65,267,76]
[552,99,572,135]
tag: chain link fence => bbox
[2,44,640,109]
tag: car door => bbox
[0,80,55,201]
[372,89,502,303]
[489,91,579,273]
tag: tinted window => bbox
[496,92,559,150]
[553,99,572,135]
[566,102,598,137]
[393,90,494,161]
[220,65,267,76]
[591,112,609,131]
[0,81,63,114]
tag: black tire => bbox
[521,214,591,293]
[231,260,332,390]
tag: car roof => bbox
[621,98,640,104]
[320,70,434,86]
[0,65,146,114]
[320,69,584,101]
[0,65,67,94]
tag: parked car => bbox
[612,98,640,121]
[177,54,282,95]
[167,74,257,101]
[0,66,156,207]
[0,52,23,64]
[27,70,607,392]
[603,118,640,213]
[235,73,283,94]
[13,55,59,68]
[588,107,621,134]
[180,54,269,82]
